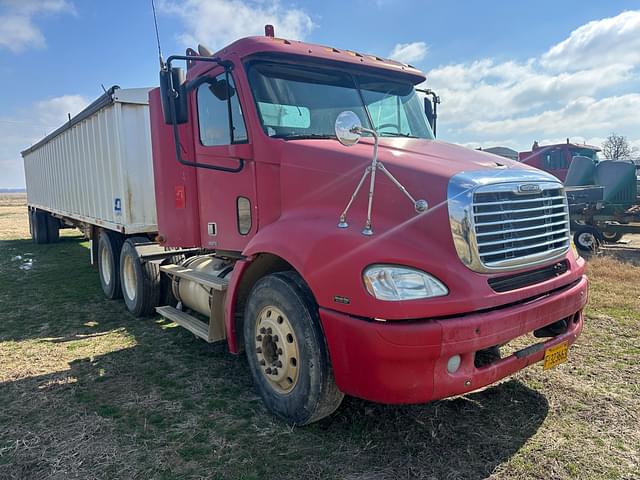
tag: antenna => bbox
[151,0,164,68]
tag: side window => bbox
[543,149,566,170]
[197,74,247,146]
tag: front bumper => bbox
[320,275,588,404]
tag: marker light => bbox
[363,265,448,301]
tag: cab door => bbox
[192,69,256,251]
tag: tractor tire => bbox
[119,237,161,317]
[244,271,344,425]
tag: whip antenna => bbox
[151,0,164,68]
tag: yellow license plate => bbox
[543,341,569,370]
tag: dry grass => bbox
[0,195,639,479]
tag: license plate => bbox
[543,341,569,370]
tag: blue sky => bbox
[1,0,639,188]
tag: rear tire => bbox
[46,214,60,243]
[119,237,161,317]
[601,231,623,243]
[32,210,49,244]
[98,230,124,299]
[244,271,344,425]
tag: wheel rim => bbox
[122,254,137,301]
[577,232,595,248]
[254,306,299,394]
[602,232,617,240]
[100,246,112,284]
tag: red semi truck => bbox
[22,29,588,425]
[518,139,602,181]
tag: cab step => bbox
[160,263,228,291]
[156,306,212,342]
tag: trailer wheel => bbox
[601,231,623,243]
[46,214,60,243]
[32,210,49,244]
[98,230,124,299]
[573,225,602,253]
[119,237,161,317]
[244,271,344,425]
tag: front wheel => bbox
[244,271,344,425]
[573,225,602,253]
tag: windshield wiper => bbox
[379,132,419,138]
[275,134,335,140]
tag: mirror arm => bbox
[164,55,244,173]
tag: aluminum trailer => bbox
[22,86,157,239]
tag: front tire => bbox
[119,237,161,317]
[244,271,344,425]
[573,225,602,253]
[98,230,124,299]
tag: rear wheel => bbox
[32,210,49,244]
[120,237,161,317]
[601,231,623,243]
[98,230,124,299]
[244,271,344,425]
[46,214,59,243]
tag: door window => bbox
[197,73,247,146]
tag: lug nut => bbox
[259,327,266,334]
[256,335,262,341]
[273,335,279,342]
[256,347,262,354]
[276,361,283,368]
[265,367,272,374]
[266,327,272,334]
[277,348,283,355]
[271,368,278,375]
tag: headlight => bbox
[363,265,448,301]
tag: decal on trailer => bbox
[114,198,122,215]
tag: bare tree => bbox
[601,133,639,160]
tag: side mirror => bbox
[159,67,188,125]
[335,111,362,146]
[424,97,435,133]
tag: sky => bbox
[0,0,639,188]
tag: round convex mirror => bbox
[335,111,362,146]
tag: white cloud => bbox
[388,41,428,65]
[541,10,640,71]
[0,94,88,188]
[0,0,74,53]
[159,0,314,50]
[425,10,640,152]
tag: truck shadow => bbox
[1,337,548,480]
[1,235,548,478]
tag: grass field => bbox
[0,193,638,479]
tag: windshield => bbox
[247,60,434,140]
[570,147,600,162]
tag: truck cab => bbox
[142,31,588,424]
[518,140,601,181]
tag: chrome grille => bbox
[472,182,570,268]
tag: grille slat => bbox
[477,228,569,247]
[473,195,566,207]
[472,184,570,268]
[474,203,565,217]
[476,219,568,237]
